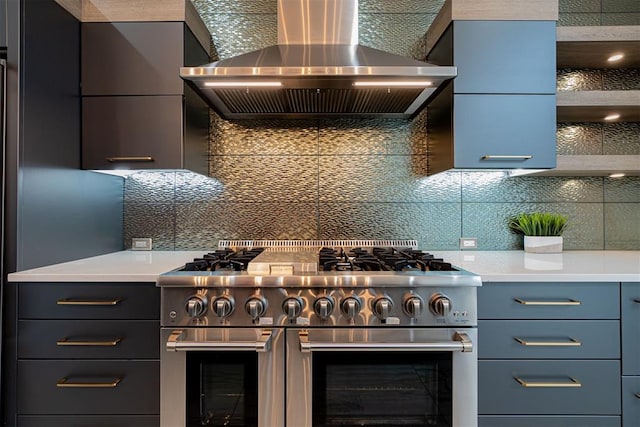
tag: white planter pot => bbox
[524,236,563,253]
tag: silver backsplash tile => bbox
[210,114,319,156]
[359,0,444,14]
[124,171,176,204]
[193,0,277,14]
[558,13,602,25]
[462,173,604,203]
[603,122,640,155]
[204,13,276,59]
[557,123,604,155]
[557,69,603,91]
[124,203,175,250]
[603,69,640,90]
[602,0,640,11]
[319,202,462,250]
[560,0,602,12]
[174,202,318,249]
[604,203,640,249]
[601,12,640,24]
[604,176,640,202]
[359,13,437,59]
[319,155,460,202]
[208,155,319,202]
[462,203,605,250]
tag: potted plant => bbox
[508,212,568,253]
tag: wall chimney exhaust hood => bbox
[180,0,457,119]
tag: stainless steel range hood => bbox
[181,0,457,119]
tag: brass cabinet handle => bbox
[514,337,582,347]
[481,155,533,160]
[57,298,123,306]
[514,298,581,306]
[105,156,154,163]
[57,377,122,388]
[514,376,582,388]
[57,337,122,347]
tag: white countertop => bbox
[7,250,640,283]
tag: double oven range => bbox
[158,240,481,427]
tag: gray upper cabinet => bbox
[425,21,557,175]
[451,21,556,94]
[82,22,186,96]
[81,22,210,174]
[0,0,6,48]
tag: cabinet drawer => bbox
[623,377,640,427]
[479,320,619,359]
[17,360,159,415]
[18,283,159,319]
[478,282,619,319]
[479,360,620,415]
[17,415,159,427]
[18,320,159,359]
[479,416,620,427]
[622,283,640,375]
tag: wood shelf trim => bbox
[557,91,640,122]
[533,155,640,176]
[427,0,558,54]
[557,26,640,68]
[54,0,211,53]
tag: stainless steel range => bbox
[158,240,480,427]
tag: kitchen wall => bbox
[124,0,640,251]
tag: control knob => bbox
[340,295,362,320]
[185,295,207,318]
[282,296,304,321]
[314,296,335,321]
[429,293,452,317]
[372,296,393,320]
[245,295,267,321]
[212,295,235,318]
[403,294,424,318]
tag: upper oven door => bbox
[161,328,284,427]
[286,328,477,427]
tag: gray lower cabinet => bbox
[15,282,160,427]
[478,282,622,425]
[622,282,640,426]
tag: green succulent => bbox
[508,212,568,236]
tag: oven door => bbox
[161,327,284,427]
[286,328,477,427]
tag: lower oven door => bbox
[287,328,477,427]
[161,328,284,427]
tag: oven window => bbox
[312,352,452,427]
[186,352,258,427]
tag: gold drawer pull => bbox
[514,298,581,306]
[106,156,154,163]
[514,337,582,347]
[57,337,122,347]
[57,298,123,306]
[57,377,122,388]
[514,376,582,388]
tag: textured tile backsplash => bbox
[123,0,640,251]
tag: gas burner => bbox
[182,248,265,271]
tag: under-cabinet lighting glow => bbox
[353,81,433,87]
[204,81,283,87]
[604,113,621,121]
[609,173,626,178]
[607,53,624,62]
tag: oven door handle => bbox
[166,329,273,352]
[299,331,472,353]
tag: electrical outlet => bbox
[132,238,153,251]
[459,238,477,250]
